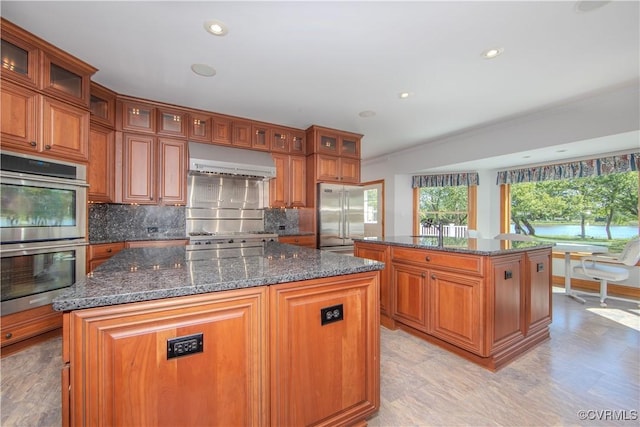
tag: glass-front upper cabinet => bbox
[317,133,339,155]
[0,32,39,87]
[157,108,187,137]
[188,113,212,143]
[252,124,270,151]
[290,131,306,155]
[41,51,95,107]
[270,129,289,153]
[120,100,156,134]
[89,82,116,127]
[339,136,360,158]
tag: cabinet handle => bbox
[5,333,12,339]
[431,274,437,280]
[106,248,112,253]
[44,144,51,150]
[30,141,37,147]
[425,256,431,262]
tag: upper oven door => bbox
[0,172,87,243]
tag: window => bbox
[498,153,639,252]
[412,172,478,237]
[364,188,378,224]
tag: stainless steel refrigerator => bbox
[318,183,365,253]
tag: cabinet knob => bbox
[30,141,37,147]
[44,144,51,150]
[421,273,426,278]
[5,333,12,339]
[106,248,112,253]
[425,256,431,262]
[150,197,153,200]
[431,274,437,280]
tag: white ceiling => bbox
[2,1,639,166]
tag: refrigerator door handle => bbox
[345,192,350,238]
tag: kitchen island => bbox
[54,242,383,427]
[354,236,553,371]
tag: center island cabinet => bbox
[52,242,384,427]
[354,236,553,371]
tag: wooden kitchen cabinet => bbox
[88,123,115,202]
[157,107,187,138]
[89,82,116,128]
[270,153,306,208]
[270,129,306,155]
[525,249,552,333]
[232,120,252,148]
[278,234,316,248]
[269,272,379,427]
[188,112,212,143]
[251,123,270,151]
[1,80,90,162]
[0,24,40,88]
[313,154,360,184]
[1,304,62,356]
[120,134,186,205]
[212,115,232,145]
[88,242,125,273]
[66,288,268,427]
[392,262,429,333]
[354,242,391,324]
[306,125,361,159]
[118,99,156,134]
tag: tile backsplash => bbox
[89,204,185,242]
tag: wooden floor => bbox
[1,289,638,426]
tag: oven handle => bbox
[0,170,89,187]
[0,240,88,255]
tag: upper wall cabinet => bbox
[251,123,270,151]
[232,120,252,148]
[89,82,116,128]
[212,115,232,145]
[188,112,213,143]
[118,99,156,134]
[270,129,306,155]
[306,125,361,159]
[0,19,96,108]
[157,107,187,138]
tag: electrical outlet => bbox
[147,226,159,233]
[278,225,286,230]
[167,333,203,359]
[321,304,344,325]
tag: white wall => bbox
[361,81,640,239]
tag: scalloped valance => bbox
[496,152,639,185]
[412,172,479,188]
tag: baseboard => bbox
[552,275,640,299]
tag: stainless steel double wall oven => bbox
[0,152,87,315]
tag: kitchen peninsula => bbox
[354,236,553,371]
[53,243,383,427]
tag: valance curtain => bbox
[412,172,479,188]
[495,152,640,185]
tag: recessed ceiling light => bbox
[204,20,228,36]
[191,64,216,77]
[575,1,610,13]
[399,92,411,99]
[358,110,376,118]
[482,48,504,59]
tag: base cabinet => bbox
[64,272,380,426]
[67,288,268,427]
[270,273,379,427]
[354,242,391,319]
[392,263,428,332]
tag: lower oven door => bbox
[0,239,87,315]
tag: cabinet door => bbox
[212,116,231,145]
[290,131,306,155]
[122,133,155,204]
[89,82,116,127]
[270,274,379,427]
[392,262,428,332]
[69,289,268,427]
[41,51,94,107]
[269,153,289,208]
[251,124,270,151]
[316,132,339,155]
[354,243,390,317]
[526,250,552,332]
[430,269,484,355]
[0,80,39,152]
[490,255,524,350]
[340,157,360,183]
[157,108,187,137]
[42,96,89,162]
[289,155,306,207]
[158,137,187,205]
[339,135,360,158]
[232,121,251,147]
[316,154,341,182]
[188,113,212,142]
[270,128,289,153]
[88,124,114,203]
[120,101,155,134]
[0,32,39,87]
[1,304,62,349]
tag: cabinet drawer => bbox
[88,242,125,260]
[279,235,316,247]
[1,304,62,348]
[391,247,483,275]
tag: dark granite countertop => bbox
[353,236,553,256]
[52,242,384,312]
[277,231,315,237]
[89,235,188,245]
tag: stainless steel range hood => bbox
[188,141,276,179]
